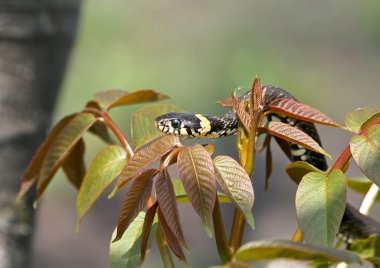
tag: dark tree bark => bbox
[0,1,80,267]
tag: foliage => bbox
[18,79,380,267]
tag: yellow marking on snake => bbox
[195,114,211,135]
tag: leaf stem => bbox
[213,198,232,263]
[330,144,351,173]
[359,183,380,215]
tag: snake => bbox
[155,85,380,243]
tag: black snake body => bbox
[155,85,380,242]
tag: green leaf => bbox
[95,89,168,110]
[177,144,216,237]
[235,239,361,264]
[36,113,97,206]
[76,145,126,229]
[110,212,157,268]
[347,177,380,202]
[345,107,380,133]
[172,179,230,203]
[295,170,346,247]
[213,155,255,230]
[349,235,380,265]
[109,135,180,198]
[114,168,156,241]
[286,161,322,185]
[350,124,380,187]
[131,104,185,149]
[258,121,331,159]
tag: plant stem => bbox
[213,198,232,263]
[359,183,380,215]
[156,229,175,268]
[330,144,351,173]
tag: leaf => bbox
[295,170,347,247]
[232,94,251,131]
[76,145,126,228]
[172,179,230,203]
[349,235,380,263]
[217,96,235,108]
[213,155,255,230]
[155,170,186,247]
[36,113,97,205]
[62,138,86,190]
[345,107,380,133]
[262,135,272,190]
[95,89,168,110]
[114,168,156,241]
[110,212,157,268]
[109,135,180,198]
[177,144,216,237]
[258,121,331,159]
[157,208,186,262]
[350,124,380,187]
[131,104,185,149]
[235,239,361,264]
[347,177,380,203]
[267,98,340,127]
[18,114,76,199]
[286,161,322,185]
[141,202,158,262]
[89,121,114,144]
[249,76,263,115]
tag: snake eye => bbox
[171,119,181,128]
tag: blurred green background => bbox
[31,1,380,267]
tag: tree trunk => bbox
[0,1,80,267]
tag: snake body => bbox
[155,85,380,242]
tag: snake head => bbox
[155,112,208,136]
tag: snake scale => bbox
[155,85,380,243]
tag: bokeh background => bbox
[30,1,380,267]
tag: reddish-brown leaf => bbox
[156,170,186,247]
[274,136,292,160]
[109,135,181,198]
[267,98,339,127]
[264,135,272,191]
[216,96,236,107]
[62,138,86,189]
[89,121,114,144]
[158,208,186,261]
[258,121,331,159]
[95,89,168,111]
[36,113,97,204]
[177,144,216,237]
[250,76,263,115]
[18,114,77,199]
[232,94,252,131]
[114,168,157,241]
[141,202,158,261]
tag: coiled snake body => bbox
[155,85,380,242]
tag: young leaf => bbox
[155,170,186,247]
[114,168,156,242]
[345,107,380,133]
[76,145,126,228]
[286,161,322,185]
[349,235,380,262]
[232,95,251,131]
[62,138,86,189]
[177,144,216,237]
[350,124,380,187]
[110,212,157,268]
[213,155,255,230]
[95,89,168,111]
[267,98,340,127]
[296,170,347,247]
[141,202,158,262]
[258,121,331,159]
[88,121,114,144]
[262,135,273,190]
[36,113,97,205]
[216,96,235,108]
[172,179,230,203]
[18,114,76,199]
[158,208,186,262]
[131,104,185,149]
[110,135,180,198]
[250,76,263,115]
[347,177,380,203]
[235,239,361,264]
